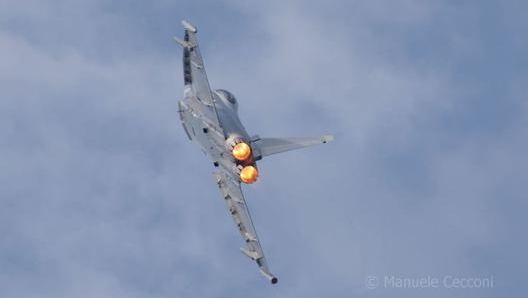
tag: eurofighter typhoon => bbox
[174,20,334,284]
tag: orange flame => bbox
[240,165,258,184]
[232,142,251,161]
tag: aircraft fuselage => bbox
[179,87,257,180]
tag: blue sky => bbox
[1,0,526,297]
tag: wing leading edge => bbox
[174,20,222,131]
[213,172,278,284]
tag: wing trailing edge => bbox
[212,172,278,284]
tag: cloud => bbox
[0,0,526,297]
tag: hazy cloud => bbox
[1,0,526,297]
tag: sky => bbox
[1,0,527,297]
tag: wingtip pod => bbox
[181,20,197,33]
[321,135,335,144]
[260,269,278,284]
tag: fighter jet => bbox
[174,20,333,284]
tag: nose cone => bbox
[232,142,251,161]
[240,165,258,184]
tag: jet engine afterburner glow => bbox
[240,165,258,184]
[232,142,251,161]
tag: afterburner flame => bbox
[240,165,258,184]
[232,142,251,161]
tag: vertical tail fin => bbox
[251,135,334,158]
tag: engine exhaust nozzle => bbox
[232,142,251,161]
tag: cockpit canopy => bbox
[215,89,238,110]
